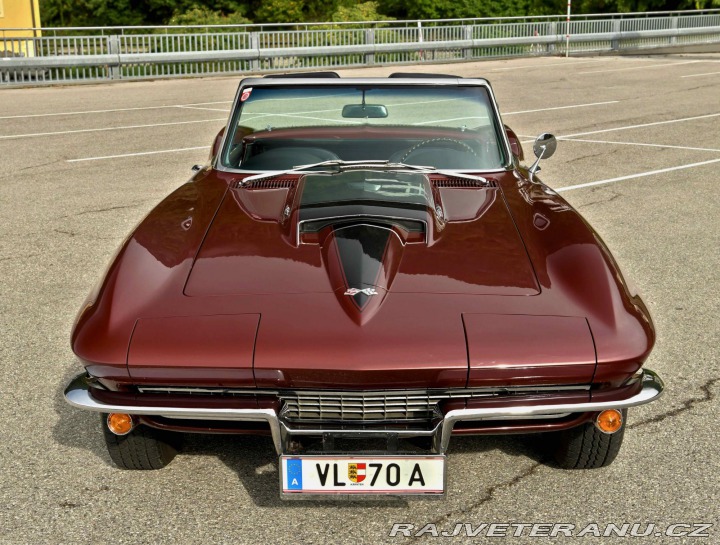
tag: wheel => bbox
[101,414,182,470]
[551,410,627,469]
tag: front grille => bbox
[135,385,591,422]
[280,391,446,422]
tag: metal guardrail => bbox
[2,10,720,85]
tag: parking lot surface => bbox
[1,54,719,544]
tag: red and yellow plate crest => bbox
[348,463,366,483]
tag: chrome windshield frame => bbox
[213,77,514,176]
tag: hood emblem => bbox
[344,287,378,296]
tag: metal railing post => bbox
[250,32,260,72]
[365,28,375,65]
[463,25,472,59]
[549,22,557,53]
[670,16,678,45]
[107,35,120,79]
[611,19,621,50]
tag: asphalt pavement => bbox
[1,54,719,544]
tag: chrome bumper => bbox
[64,369,664,455]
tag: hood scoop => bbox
[321,223,404,325]
[186,169,539,299]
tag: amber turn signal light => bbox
[107,413,135,435]
[595,409,623,434]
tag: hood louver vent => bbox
[236,178,297,189]
[432,176,495,188]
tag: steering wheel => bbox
[396,138,478,163]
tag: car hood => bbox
[185,170,539,322]
[73,169,653,391]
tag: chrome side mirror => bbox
[528,133,557,182]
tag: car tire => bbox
[552,410,626,469]
[101,414,182,470]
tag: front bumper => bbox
[64,369,664,455]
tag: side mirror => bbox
[528,133,556,182]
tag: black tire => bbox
[552,410,627,469]
[101,414,182,470]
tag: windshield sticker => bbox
[240,87,253,102]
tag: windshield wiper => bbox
[238,159,489,186]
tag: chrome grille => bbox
[135,385,591,423]
[280,391,446,422]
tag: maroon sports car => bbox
[65,73,663,498]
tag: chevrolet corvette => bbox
[64,72,664,498]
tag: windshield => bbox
[221,84,507,171]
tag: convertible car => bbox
[65,72,663,498]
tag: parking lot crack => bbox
[577,191,621,209]
[64,202,146,218]
[407,461,543,542]
[565,149,618,165]
[0,159,60,181]
[0,253,40,263]
[628,377,719,430]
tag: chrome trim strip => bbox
[280,420,442,438]
[63,374,283,454]
[439,369,664,452]
[136,384,590,396]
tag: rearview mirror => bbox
[341,104,388,119]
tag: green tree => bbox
[39,0,706,28]
[332,1,393,22]
[40,0,251,27]
[169,4,251,25]
[253,0,305,23]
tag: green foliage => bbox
[379,0,542,19]
[39,0,250,27]
[253,0,305,23]
[168,5,251,25]
[332,1,394,22]
[39,0,709,28]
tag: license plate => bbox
[280,455,445,496]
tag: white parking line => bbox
[413,116,488,126]
[681,71,720,78]
[504,100,619,116]
[0,102,232,120]
[176,105,230,112]
[556,158,720,192]
[67,146,211,163]
[0,118,226,140]
[558,137,720,153]
[240,112,360,124]
[489,59,604,71]
[577,60,702,75]
[524,112,720,142]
